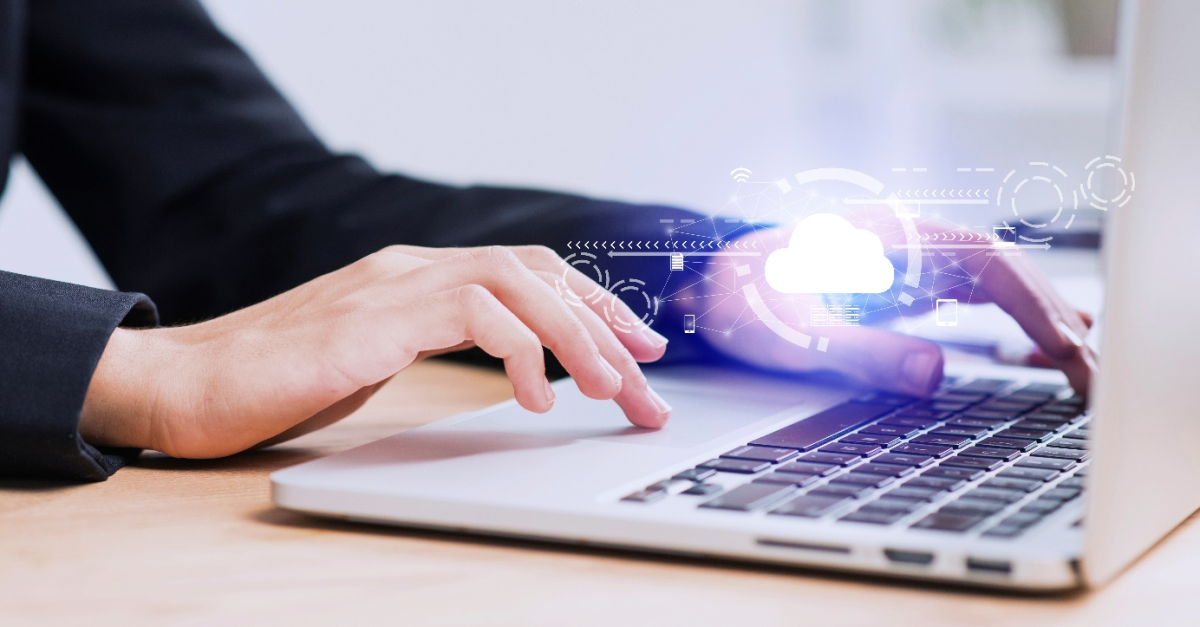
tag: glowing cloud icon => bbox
[765,213,895,294]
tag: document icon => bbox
[670,253,684,271]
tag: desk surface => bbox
[3,361,1199,626]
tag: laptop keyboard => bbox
[621,377,1089,539]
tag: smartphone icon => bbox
[684,314,696,333]
[936,299,958,327]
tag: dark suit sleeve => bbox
[19,0,702,324]
[0,271,158,481]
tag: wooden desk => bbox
[3,361,1199,625]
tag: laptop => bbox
[271,0,1200,591]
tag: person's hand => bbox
[694,215,1094,397]
[80,245,672,458]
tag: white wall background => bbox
[0,0,1113,289]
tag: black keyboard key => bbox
[1015,457,1077,472]
[753,472,820,488]
[682,482,723,496]
[777,461,839,477]
[812,483,876,499]
[1040,404,1083,416]
[841,508,908,525]
[887,486,941,501]
[894,442,955,458]
[941,455,1003,472]
[1021,499,1064,514]
[906,475,968,492]
[955,378,1014,393]
[800,452,860,466]
[925,402,971,413]
[699,459,770,474]
[999,467,1059,482]
[721,445,798,464]
[914,511,987,532]
[1063,429,1089,440]
[1014,419,1069,433]
[832,472,896,489]
[979,437,1038,452]
[998,511,1043,528]
[983,477,1041,492]
[750,402,894,451]
[913,434,972,448]
[965,487,1026,503]
[1023,412,1070,424]
[1000,428,1055,442]
[856,462,917,477]
[923,466,985,481]
[931,426,989,439]
[770,494,850,518]
[932,391,988,404]
[622,489,667,503]
[853,391,917,406]
[819,443,882,457]
[958,446,1022,462]
[1059,475,1086,489]
[946,418,1005,430]
[941,498,1007,515]
[1019,382,1070,395]
[963,410,1019,422]
[982,525,1024,538]
[860,424,921,438]
[1047,438,1087,451]
[1031,447,1090,461]
[699,483,796,511]
[1059,395,1086,406]
[862,497,922,513]
[1041,487,1082,501]
[1003,392,1054,403]
[840,433,902,448]
[892,409,952,420]
[977,400,1037,413]
[873,453,935,468]
[672,468,716,482]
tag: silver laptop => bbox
[271,0,1200,591]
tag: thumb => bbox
[817,326,945,397]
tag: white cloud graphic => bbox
[765,213,895,294]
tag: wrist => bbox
[80,327,160,451]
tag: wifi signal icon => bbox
[730,167,752,184]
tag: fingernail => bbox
[902,352,940,393]
[648,386,672,416]
[598,357,622,387]
[543,377,556,407]
[644,327,669,349]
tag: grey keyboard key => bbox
[841,508,908,525]
[873,453,935,468]
[1014,419,1069,433]
[720,445,799,464]
[922,466,985,482]
[770,493,850,518]
[893,442,955,458]
[750,402,894,451]
[941,456,1003,472]
[1000,428,1055,442]
[1015,456,1078,472]
[998,511,1044,528]
[931,426,989,439]
[958,446,1022,462]
[860,424,921,438]
[681,482,723,496]
[914,511,987,532]
[983,477,1041,492]
[954,378,1013,393]
[820,442,882,457]
[840,433,902,448]
[1041,487,1082,501]
[672,468,717,482]
[912,434,972,448]
[856,462,917,478]
[999,467,1059,482]
[982,525,1024,538]
[800,452,860,466]
[1059,475,1086,489]
[1048,438,1088,451]
[941,498,1007,515]
[699,459,770,474]
[777,461,839,477]
[862,497,922,513]
[832,472,896,489]
[1021,499,1064,514]
[812,483,876,499]
[622,489,667,503]
[887,486,942,501]
[700,483,796,511]
[965,487,1026,503]
[906,476,968,492]
[1031,447,1090,461]
[979,437,1038,452]
[947,418,1005,430]
[753,472,820,488]
[963,410,1019,422]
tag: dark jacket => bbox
[0,0,700,481]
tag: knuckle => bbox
[472,245,521,268]
[519,245,562,266]
[453,283,494,309]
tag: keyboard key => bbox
[753,472,821,488]
[800,452,861,466]
[841,508,908,525]
[1060,395,1086,406]
[999,467,1059,481]
[1019,382,1070,396]
[873,453,935,468]
[979,437,1038,452]
[977,400,1037,413]
[682,482,723,496]
[998,511,1043,528]
[941,498,1007,515]
[811,483,876,499]
[983,477,1041,492]
[887,486,941,501]
[770,493,850,518]
[879,416,941,429]
[1040,404,1084,416]
[859,424,921,438]
[840,433,902,448]
[672,468,716,482]
[1059,475,1086,489]
[1004,392,1055,403]
[922,466,985,482]
[946,418,1005,430]
[1015,457,1077,472]
[906,475,968,492]
[1047,438,1087,451]
[1021,499,1064,514]
[963,410,1021,421]
[856,462,917,477]
[1041,487,1083,501]
[1031,447,1090,461]
[958,446,1022,462]
[622,489,667,503]
[1023,413,1070,424]
[720,445,799,464]
[777,461,839,477]
[892,408,952,420]
[1063,429,1089,440]
[862,497,923,513]
[932,391,989,404]
[964,487,1026,503]
[982,525,1024,538]
[1014,419,1069,433]
[912,434,972,448]
[819,443,882,457]
[750,402,895,451]
[941,456,1003,472]
[699,459,770,474]
[853,391,917,406]
[700,483,796,511]
[894,442,955,458]
[832,472,896,489]
[931,426,989,439]
[914,511,987,532]
[1000,428,1055,442]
